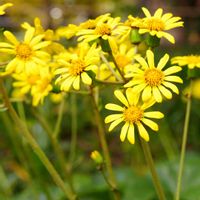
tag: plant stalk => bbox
[175,80,192,200]
[90,87,120,200]
[140,138,166,200]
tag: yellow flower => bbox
[0,28,50,74]
[125,50,183,102]
[125,15,144,29]
[114,43,138,73]
[171,55,200,69]
[55,43,100,91]
[12,67,52,106]
[139,7,183,43]
[0,3,13,15]
[105,89,164,144]
[56,13,111,39]
[184,79,200,99]
[21,17,56,41]
[77,16,129,51]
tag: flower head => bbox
[0,28,50,74]
[55,43,100,91]
[125,50,183,102]
[105,89,164,144]
[77,16,130,52]
[139,7,183,43]
[12,67,52,106]
[171,55,200,69]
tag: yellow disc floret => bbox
[115,54,131,69]
[145,18,165,31]
[69,59,86,76]
[16,43,33,60]
[144,68,164,86]
[123,106,143,123]
[95,24,111,36]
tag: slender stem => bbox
[0,79,77,200]
[31,108,76,195]
[110,53,126,83]
[175,80,192,200]
[90,87,120,200]
[69,94,78,164]
[140,138,166,200]
[100,52,123,82]
[53,97,65,138]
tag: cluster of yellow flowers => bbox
[1,3,199,144]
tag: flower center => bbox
[123,106,143,123]
[95,24,111,36]
[144,68,164,86]
[28,75,40,85]
[145,18,165,31]
[115,54,131,69]
[69,59,85,76]
[16,43,33,60]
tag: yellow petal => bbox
[81,72,92,85]
[162,81,179,94]
[152,87,162,102]
[135,56,149,69]
[24,28,35,43]
[72,76,80,90]
[29,35,44,46]
[137,122,149,141]
[142,86,152,102]
[154,8,163,18]
[105,103,124,111]
[157,53,169,70]
[120,122,129,142]
[142,118,159,131]
[114,90,129,107]
[146,50,154,68]
[144,111,164,119]
[142,7,151,18]
[4,31,19,45]
[105,114,123,123]
[164,66,182,75]
[108,118,124,131]
[164,76,183,83]
[127,123,135,144]
[158,85,172,99]
[163,32,175,44]
[126,88,139,106]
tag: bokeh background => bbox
[0,0,200,199]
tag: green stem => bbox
[110,53,126,83]
[90,87,120,200]
[175,81,192,200]
[53,97,65,138]
[100,52,123,82]
[31,108,76,195]
[0,79,77,200]
[69,94,78,164]
[140,138,166,200]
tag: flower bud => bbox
[90,150,103,164]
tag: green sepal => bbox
[99,38,111,53]
[187,68,200,79]
[145,34,160,48]
[130,29,142,44]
